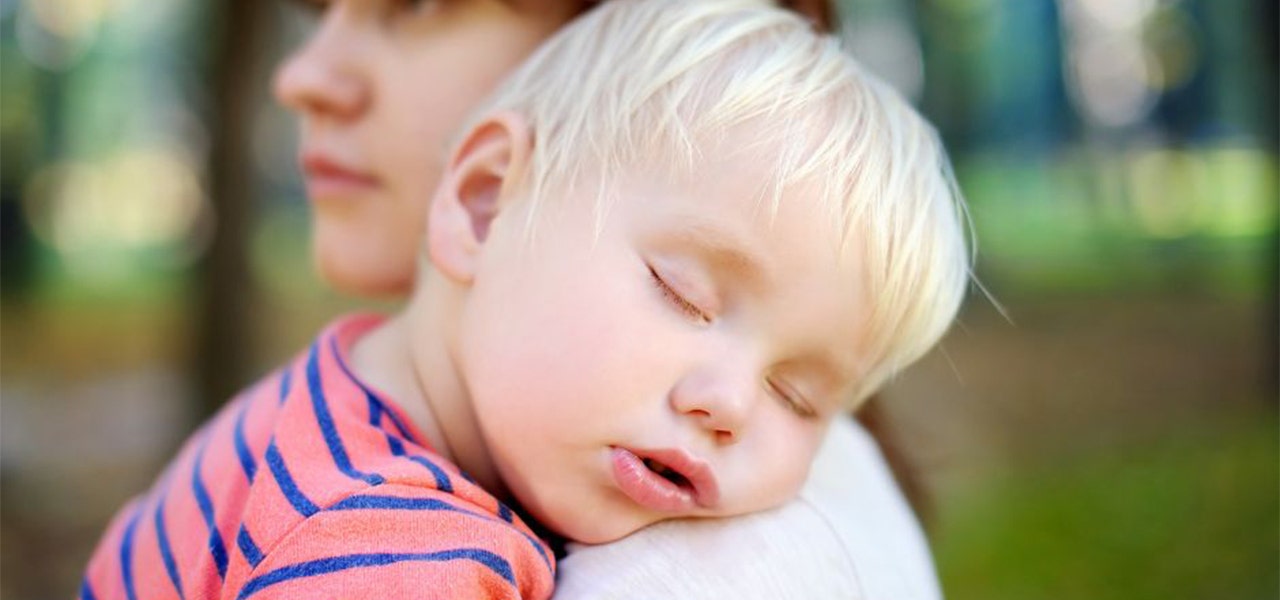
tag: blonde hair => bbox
[458,0,972,404]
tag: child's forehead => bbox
[610,155,867,310]
[607,140,854,249]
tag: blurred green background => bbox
[1,0,1276,598]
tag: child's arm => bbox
[223,485,555,600]
[554,417,942,599]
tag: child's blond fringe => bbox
[453,0,974,406]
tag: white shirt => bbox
[554,417,944,599]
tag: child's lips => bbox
[609,446,721,513]
[300,152,380,198]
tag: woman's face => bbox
[274,0,578,296]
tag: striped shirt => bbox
[81,315,556,600]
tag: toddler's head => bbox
[412,0,969,543]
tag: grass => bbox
[933,409,1279,600]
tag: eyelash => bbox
[648,264,814,418]
[767,378,816,419]
[648,265,711,324]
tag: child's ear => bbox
[427,111,532,284]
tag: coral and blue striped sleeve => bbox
[225,485,550,599]
[80,315,555,600]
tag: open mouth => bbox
[609,446,719,512]
[642,457,692,489]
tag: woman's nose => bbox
[272,14,370,121]
[670,367,759,445]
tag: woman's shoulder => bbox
[795,417,944,599]
[554,418,943,600]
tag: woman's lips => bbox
[300,153,379,198]
[610,446,720,513]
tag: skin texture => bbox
[274,0,577,296]
[275,0,885,550]
[397,114,871,544]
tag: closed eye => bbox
[648,265,711,324]
[766,378,817,419]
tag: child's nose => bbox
[670,367,759,445]
[272,15,370,122]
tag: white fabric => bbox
[553,417,943,599]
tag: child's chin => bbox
[554,517,646,546]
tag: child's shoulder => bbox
[230,481,555,597]
[243,312,546,526]
[227,314,556,595]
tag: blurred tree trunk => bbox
[1261,0,1278,403]
[193,0,269,419]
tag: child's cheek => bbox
[512,263,657,421]
[463,242,654,428]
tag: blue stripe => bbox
[305,343,385,486]
[330,494,552,572]
[330,494,464,512]
[191,445,230,579]
[497,502,514,523]
[381,423,455,492]
[278,367,293,405]
[153,495,187,599]
[378,402,419,443]
[234,404,257,483]
[329,335,454,492]
[366,394,383,427]
[365,395,406,461]
[80,578,98,600]
[237,549,515,600]
[266,441,319,517]
[237,524,265,568]
[366,397,399,456]
[118,506,143,600]
[407,455,453,493]
[330,335,425,448]
[386,433,406,456]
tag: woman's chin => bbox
[312,234,415,298]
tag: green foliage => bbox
[959,148,1277,298]
[934,411,1280,600]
